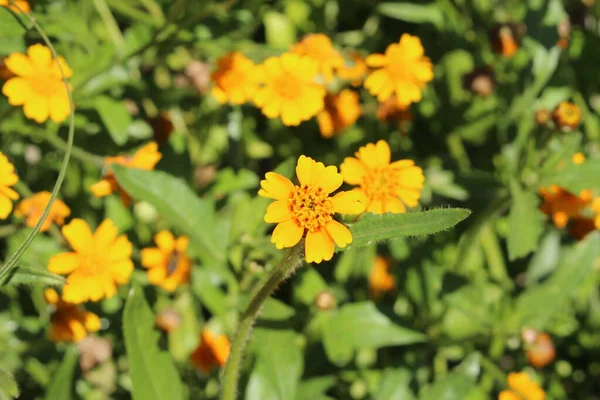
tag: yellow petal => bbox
[305,228,334,263]
[0,195,14,219]
[4,53,33,76]
[367,199,384,214]
[155,230,175,253]
[365,53,387,67]
[498,391,521,400]
[331,190,365,214]
[340,157,367,185]
[141,248,165,268]
[264,200,291,223]
[175,236,190,252]
[83,311,101,332]
[314,165,343,194]
[2,77,33,105]
[62,219,93,252]
[90,179,116,197]
[258,172,295,200]
[23,95,49,123]
[49,94,70,123]
[109,235,133,261]
[271,220,304,249]
[385,197,407,213]
[110,259,134,284]
[325,220,352,248]
[28,44,52,69]
[296,155,326,187]
[47,252,80,274]
[94,219,119,247]
[375,140,391,166]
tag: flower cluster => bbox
[209,33,433,136]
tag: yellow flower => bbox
[2,44,72,123]
[291,34,345,82]
[253,53,326,126]
[0,0,30,13]
[337,51,368,86]
[259,156,364,263]
[14,191,71,232]
[364,34,433,108]
[340,140,424,214]
[0,152,19,219]
[211,52,260,105]
[44,288,101,343]
[572,152,585,164]
[190,329,230,374]
[90,142,162,206]
[141,231,191,292]
[317,89,362,138]
[498,372,545,400]
[538,185,592,228]
[552,101,580,130]
[369,256,395,300]
[48,219,134,304]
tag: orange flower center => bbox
[273,75,302,100]
[29,72,64,97]
[289,185,333,232]
[78,249,108,277]
[361,167,400,200]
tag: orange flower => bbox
[0,152,19,219]
[44,288,101,343]
[14,191,71,232]
[90,142,162,205]
[552,101,580,130]
[498,372,545,400]
[340,140,424,214]
[190,329,230,374]
[490,24,524,57]
[338,51,368,86]
[538,185,592,228]
[253,53,326,126]
[47,219,134,304]
[141,231,191,292]
[259,155,364,263]
[316,89,361,138]
[376,95,413,123]
[569,217,597,240]
[369,256,395,299]
[525,333,556,369]
[0,0,30,13]
[364,34,433,108]
[291,34,345,82]
[211,52,260,105]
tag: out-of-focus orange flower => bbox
[291,34,345,82]
[211,52,261,105]
[535,109,551,126]
[490,24,524,57]
[498,372,545,400]
[141,230,191,292]
[155,309,181,332]
[552,101,580,130]
[376,95,413,123]
[90,142,162,206]
[0,0,30,13]
[369,256,395,299]
[463,66,495,97]
[190,329,230,374]
[569,217,597,240]
[0,58,15,80]
[524,332,556,369]
[44,288,101,343]
[317,89,361,138]
[337,52,368,86]
[14,191,70,232]
[539,185,592,228]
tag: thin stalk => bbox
[92,0,125,50]
[220,244,304,400]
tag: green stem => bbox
[92,0,125,50]
[43,133,104,167]
[220,244,304,400]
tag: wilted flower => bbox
[211,52,260,105]
[523,331,556,369]
[364,34,433,108]
[44,288,101,343]
[259,155,364,263]
[185,60,212,94]
[151,111,174,144]
[369,256,395,299]
[534,109,551,126]
[0,0,30,13]
[2,44,72,123]
[155,309,182,332]
[552,101,580,130]
[317,89,362,138]
[291,34,345,82]
[141,231,191,292]
[314,290,336,311]
[498,372,545,400]
[0,152,19,219]
[48,219,134,303]
[337,51,368,86]
[14,191,70,232]
[463,66,495,97]
[253,53,326,126]
[340,140,424,214]
[90,142,162,206]
[190,329,230,374]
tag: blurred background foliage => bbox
[1,0,600,399]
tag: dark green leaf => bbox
[525,230,561,284]
[95,95,132,146]
[377,3,444,29]
[0,368,18,399]
[44,348,78,400]
[376,369,414,400]
[3,265,65,287]
[507,183,545,260]
[420,353,480,400]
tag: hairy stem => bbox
[220,244,304,400]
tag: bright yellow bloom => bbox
[317,89,361,138]
[572,152,586,164]
[538,185,592,228]
[291,34,345,82]
[341,140,424,214]
[14,191,70,232]
[259,156,364,263]
[364,34,433,108]
[337,51,368,86]
[141,231,191,292]
[0,0,30,13]
[44,288,101,343]
[90,142,162,206]
[0,152,19,219]
[369,256,395,300]
[211,52,260,105]
[552,101,580,130]
[190,329,230,374]
[253,53,326,126]
[498,372,545,400]
[2,44,72,123]
[48,219,134,304]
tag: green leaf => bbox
[342,209,470,252]
[44,348,78,400]
[377,3,444,29]
[263,11,296,48]
[420,353,480,400]
[322,302,425,366]
[95,95,132,146]
[376,369,414,400]
[538,159,600,192]
[507,183,545,260]
[0,368,18,399]
[525,230,561,284]
[2,265,65,287]
[123,283,185,400]
[296,376,336,400]
[246,329,303,400]
[112,166,225,264]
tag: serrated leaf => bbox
[538,159,600,192]
[95,95,132,146]
[507,183,545,260]
[0,368,18,399]
[123,283,184,400]
[44,348,77,400]
[112,166,225,264]
[3,265,65,287]
[342,208,470,252]
[377,3,444,29]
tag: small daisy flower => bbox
[0,152,19,219]
[141,231,191,292]
[317,89,361,138]
[291,34,345,82]
[364,34,433,108]
[15,191,70,232]
[44,288,101,343]
[369,256,395,300]
[552,101,580,130]
[259,155,365,263]
[211,52,261,105]
[190,329,230,374]
[340,140,424,214]
[2,44,72,123]
[48,219,134,304]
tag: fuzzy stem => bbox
[219,244,304,400]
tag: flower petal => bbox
[109,235,133,261]
[264,200,291,223]
[47,252,80,274]
[270,220,304,249]
[110,259,134,284]
[141,248,165,268]
[296,155,325,187]
[23,95,49,123]
[155,230,175,253]
[94,219,119,247]
[325,220,352,248]
[0,195,14,219]
[314,165,343,194]
[340,157,367,185]
[62,219,93,252]
[2,77,33,105]
[305,228,334,263]
[331,190,365,214]
[28,44,52,69]
[258,172,295,200]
